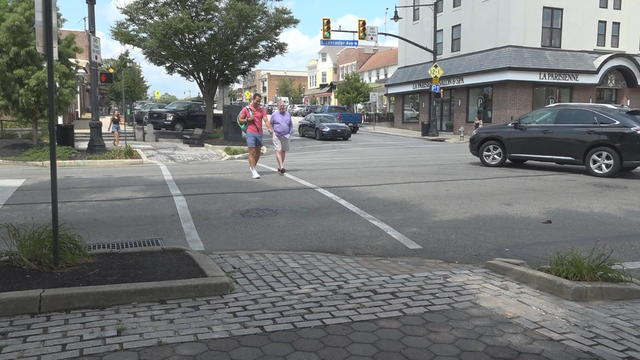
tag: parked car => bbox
[136,102,165,125]
[146,101,206,132]
[289,104,306,116]
[133,101,154,111]
[267,104,278,114]
[298,114,352,140]
[469,103,640,177]
[313,105,363,133]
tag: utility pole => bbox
[86,0,105,152]
[122,62,127,146]
[429,2,439,137]
[43,0,59,267]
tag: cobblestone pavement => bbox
[134,142,222,163]
[1,253,639,360]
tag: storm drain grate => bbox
[87,238,165,252]
[240,208,279,218]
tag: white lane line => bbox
[0,179,25,209]
[619,262,640,270]
[258,164,422,250]
[154,161,204,251]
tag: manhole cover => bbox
[87,238,165,252]
[240,208,279,218]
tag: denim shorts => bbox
[112,125,121,133]
[246,131,263,147]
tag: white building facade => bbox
[388,0,640,133]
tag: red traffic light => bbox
[99,72,113,84]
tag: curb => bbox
[0,250,232,316]
[359,128,468,143]
[0,149,146,167]
[486,258,640,301]
[204,144,265,161]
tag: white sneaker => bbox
[251,168,261,179]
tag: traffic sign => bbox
[431,84,441,93]
[90,35,102,64]
[428,63,444,78]
[244,90,251,100]
[35,0,58,59]
[366,26,378,42]
[154,90,161,100]
[369,92,378,103]
[432,77,440,85]
[320,39,358,47]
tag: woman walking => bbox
[109,110,122,146]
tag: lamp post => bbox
[391,2,439,137]
[86,0,106,152]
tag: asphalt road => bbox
[2,129,640,269]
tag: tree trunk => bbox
[203,85,218,133]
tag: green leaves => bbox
[335,73,371,109]
[101,52,149,106]
[544,244,630,283]
[112,0,298,131]
[277,78,304,104]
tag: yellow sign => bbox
[432,77,440,85]
[154,90,161,100]
[244,91,251,100]
[428,63,444,78]
[108,67,115,73]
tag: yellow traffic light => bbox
[358,19,367,41]
[322,18,331,40]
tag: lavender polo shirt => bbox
[270,111,293,138]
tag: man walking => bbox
[239,93,272,179]
[270,102,293,174]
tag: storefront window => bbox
[403,94,420,123]
[533,86,571,109]
[467,86,493,123]
[388,96,396,114]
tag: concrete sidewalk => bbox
[360,124,469,143]
[1,252,639,359]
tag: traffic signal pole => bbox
[86,0,106,152]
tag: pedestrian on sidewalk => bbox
[238,93,273,179]
[270,102,293,174]
[108,110,122,146]
[474,109,484,129]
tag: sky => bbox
[58,0,399,99]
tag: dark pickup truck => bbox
[146,101,206,132]
[313,105,362,133]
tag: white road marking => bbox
[154,161,204,251]
[0,179,25,209]
[618,262,640,270]
[258,164,422,250]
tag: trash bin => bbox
[223,104,244,142]
[421,121,430,137]
[56,124,75,147]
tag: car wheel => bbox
[510,159,527,165]
[586,146,621,178]
[298,126,305,137]
[479,141,507,167]
[351,127,359,134]
[621,166,638,172]
[315,129,322,140]
[174,122,184,132]
[343,135,350,141]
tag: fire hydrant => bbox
[459,126,465,140]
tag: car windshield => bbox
[326,106,347,113]
[316,115,337,123]
[165,102,190,111]
[151,104,165,110]
[142,103,155,110]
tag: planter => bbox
[486,258,640,301]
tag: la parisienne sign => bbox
[539,72,580,82]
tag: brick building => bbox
[242,70,307,104]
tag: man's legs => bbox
[248,147,257,168]
[275,150,283,170]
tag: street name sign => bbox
[320,39,359,47]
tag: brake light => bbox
[337,114,342,120]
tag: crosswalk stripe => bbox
[0,179,26,209]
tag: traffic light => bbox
[322,18,331,40]
[99,72,113,84]
[358,19,367,40]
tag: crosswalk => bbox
[0,179,25,209]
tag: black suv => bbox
[147,101,205,132]
[469,103,640,177]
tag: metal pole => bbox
[122,62,127,146]
[428,4,439,137]
[43,0,59,267]
[86,0,105,152]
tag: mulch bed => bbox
[0,250,206,293]
[0,139,33,158]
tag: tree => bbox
[0,0,80,144]
[276,78,304,104]
[101,51,149,110]
[335,73,371,112]
[158,93,178,104]
[112,0,298,132]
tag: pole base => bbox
[86,120,106,153]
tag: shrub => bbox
[544,245,630,283]
[224,146,248,156]
[9,145,77,161]
[88,145,140,160]
[0,223,91,271]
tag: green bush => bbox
[224,146,248,156]
[0,223,91,271]
[88,145,140,160]
[208,128,223,140]
[0,131,19,139]
[9,145,77,161]
[543,245,630,283]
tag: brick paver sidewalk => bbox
[1,253,639,360]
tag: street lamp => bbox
[86,0,106,152]
[391,2,439,137]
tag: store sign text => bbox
[538,72,580,82]
[413,76,465,90]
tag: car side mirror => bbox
[513,121,522,129]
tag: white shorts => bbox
[272,135,290,152]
